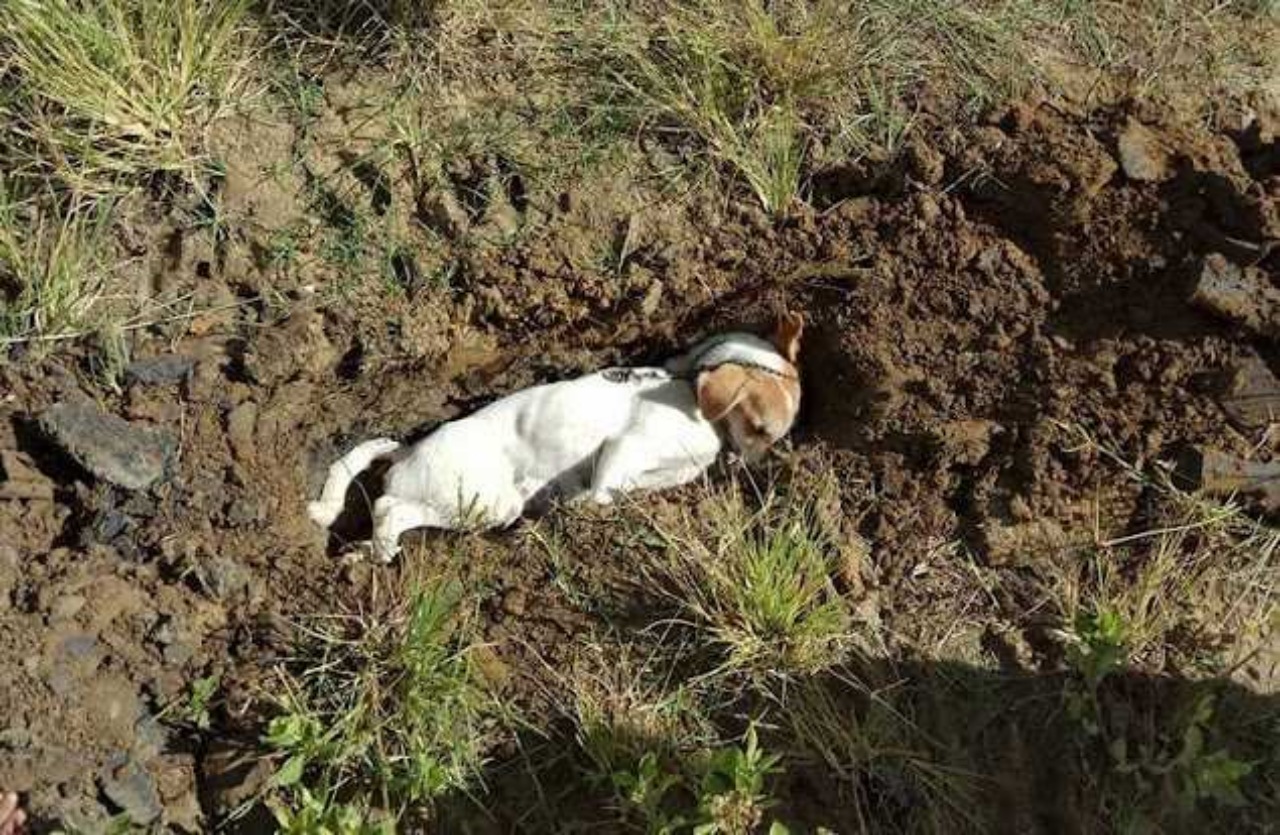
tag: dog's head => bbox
[695,311,804,460]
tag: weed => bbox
[183,673,221,731]
[0,0,252,194]
[694,725,781,835]
[643,475,856,680]
[264,579,495,823]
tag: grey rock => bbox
[125,355,194,386]
[39,400,175,490]
[100,755,163,825]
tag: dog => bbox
[308,312,803,560]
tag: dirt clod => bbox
[1117,118,1173,182]
[1191,253,1280,339]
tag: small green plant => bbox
[611,751,687,835]
[271,786,395,835]
[644,477,855,679]
[1067,606,1129,691]
[694,725,781,835]
[264,579,494,822]
[181,673,220,730]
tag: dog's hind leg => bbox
[308,438,402,528]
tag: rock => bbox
[100,755,163,825]
[1190,254,1280,340]
[124,355,194,386]
[39,400,174,490]
[420,188,470,239]
[1220,355,1280,431]
[1116,119,1172,182]
[0,450,54,501]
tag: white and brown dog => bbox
[308,312,803,560]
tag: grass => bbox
[0,0,253,195]
[777,670,977,834]
[642,473,860,681]
[0,181,112,343]
[262,579,497,828]
[556,641,789,834]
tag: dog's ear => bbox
[771,310,804,363]
[697,365,749,422]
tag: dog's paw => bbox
[588,490,615,506]
[371,540,400,564]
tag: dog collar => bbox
[665,333,796,380]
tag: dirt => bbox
[2,88,1279,832]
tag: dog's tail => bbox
[307,438,402,528]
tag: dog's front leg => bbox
[371,496,437,562]
[588,437,643,504]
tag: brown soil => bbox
[2,91,1279,833]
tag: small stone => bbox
[124,355,194,386]
[100,755,163,825]
[39,399,174,490]
[1117,118,1172,182]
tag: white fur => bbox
[310,369,722,560]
